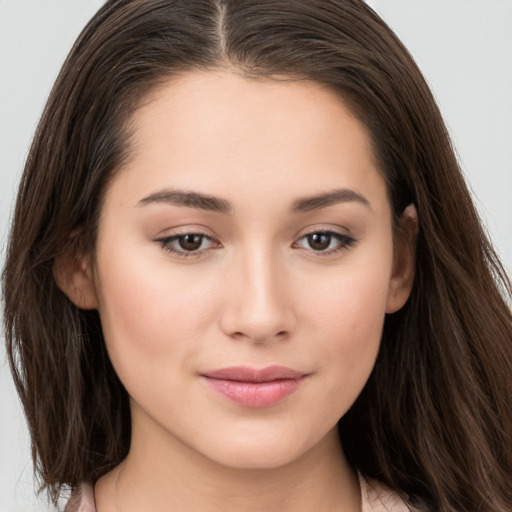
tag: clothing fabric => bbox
[64,482,95,512]
[64,472,412,511]
[360,474,413,512]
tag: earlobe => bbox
[386,204,418,314]
[53,246,98,310]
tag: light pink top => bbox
[360,475,413,511]
[64,473,412,511]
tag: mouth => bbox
[200,365,308,408]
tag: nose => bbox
[219,245,296,343]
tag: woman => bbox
[3,1,511,511]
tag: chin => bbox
[207,445,306,471]
[193,424,335,471]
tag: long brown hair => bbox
[3,1,512,509]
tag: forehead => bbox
[108,70,388,214]
[129,70,372,157]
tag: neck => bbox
[95,410,361,512]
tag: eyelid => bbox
[293,221,351,236]
[154,227,222,258]
[153,224,356,259]
[153,223,218,239]
[292,226,357,256]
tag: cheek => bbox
[94,249,221,379]
[302,250,392,344]
[315,285,386,369]
[298,253,393,412]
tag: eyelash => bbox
[292,231,356,255]
[156,233,219,258]
[156,230,356,259]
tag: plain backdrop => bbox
[1,1,511,510]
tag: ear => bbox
[386,204,418,314]
[53,243,98,310]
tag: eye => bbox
[156,233,219,257]
[294,231,355,254]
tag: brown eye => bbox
[307,233,332,251]
[294,230,356,255]
[157,233,218,256]
[178,234,204,251]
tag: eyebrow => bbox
[137,190,232,214]
[137,187,370,214]
[290,188,370,213]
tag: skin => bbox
[55,70,416,512]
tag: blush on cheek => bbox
[96,256,218,365]
[305,268,389,379]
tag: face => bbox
[61,71,414,470]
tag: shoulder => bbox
[359,473,415,512]
[63,483,96,512]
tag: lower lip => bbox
[202,376,305,407]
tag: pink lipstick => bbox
[201,365,306,408]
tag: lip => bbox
[201,365,307,408]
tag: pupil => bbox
[309,233,331,251]
[179,234,202,251]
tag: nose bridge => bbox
[221,240,294,342]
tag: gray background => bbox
[1,1,511,510]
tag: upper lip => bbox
[201,365,306,382]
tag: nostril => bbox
[229,329,289,342]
